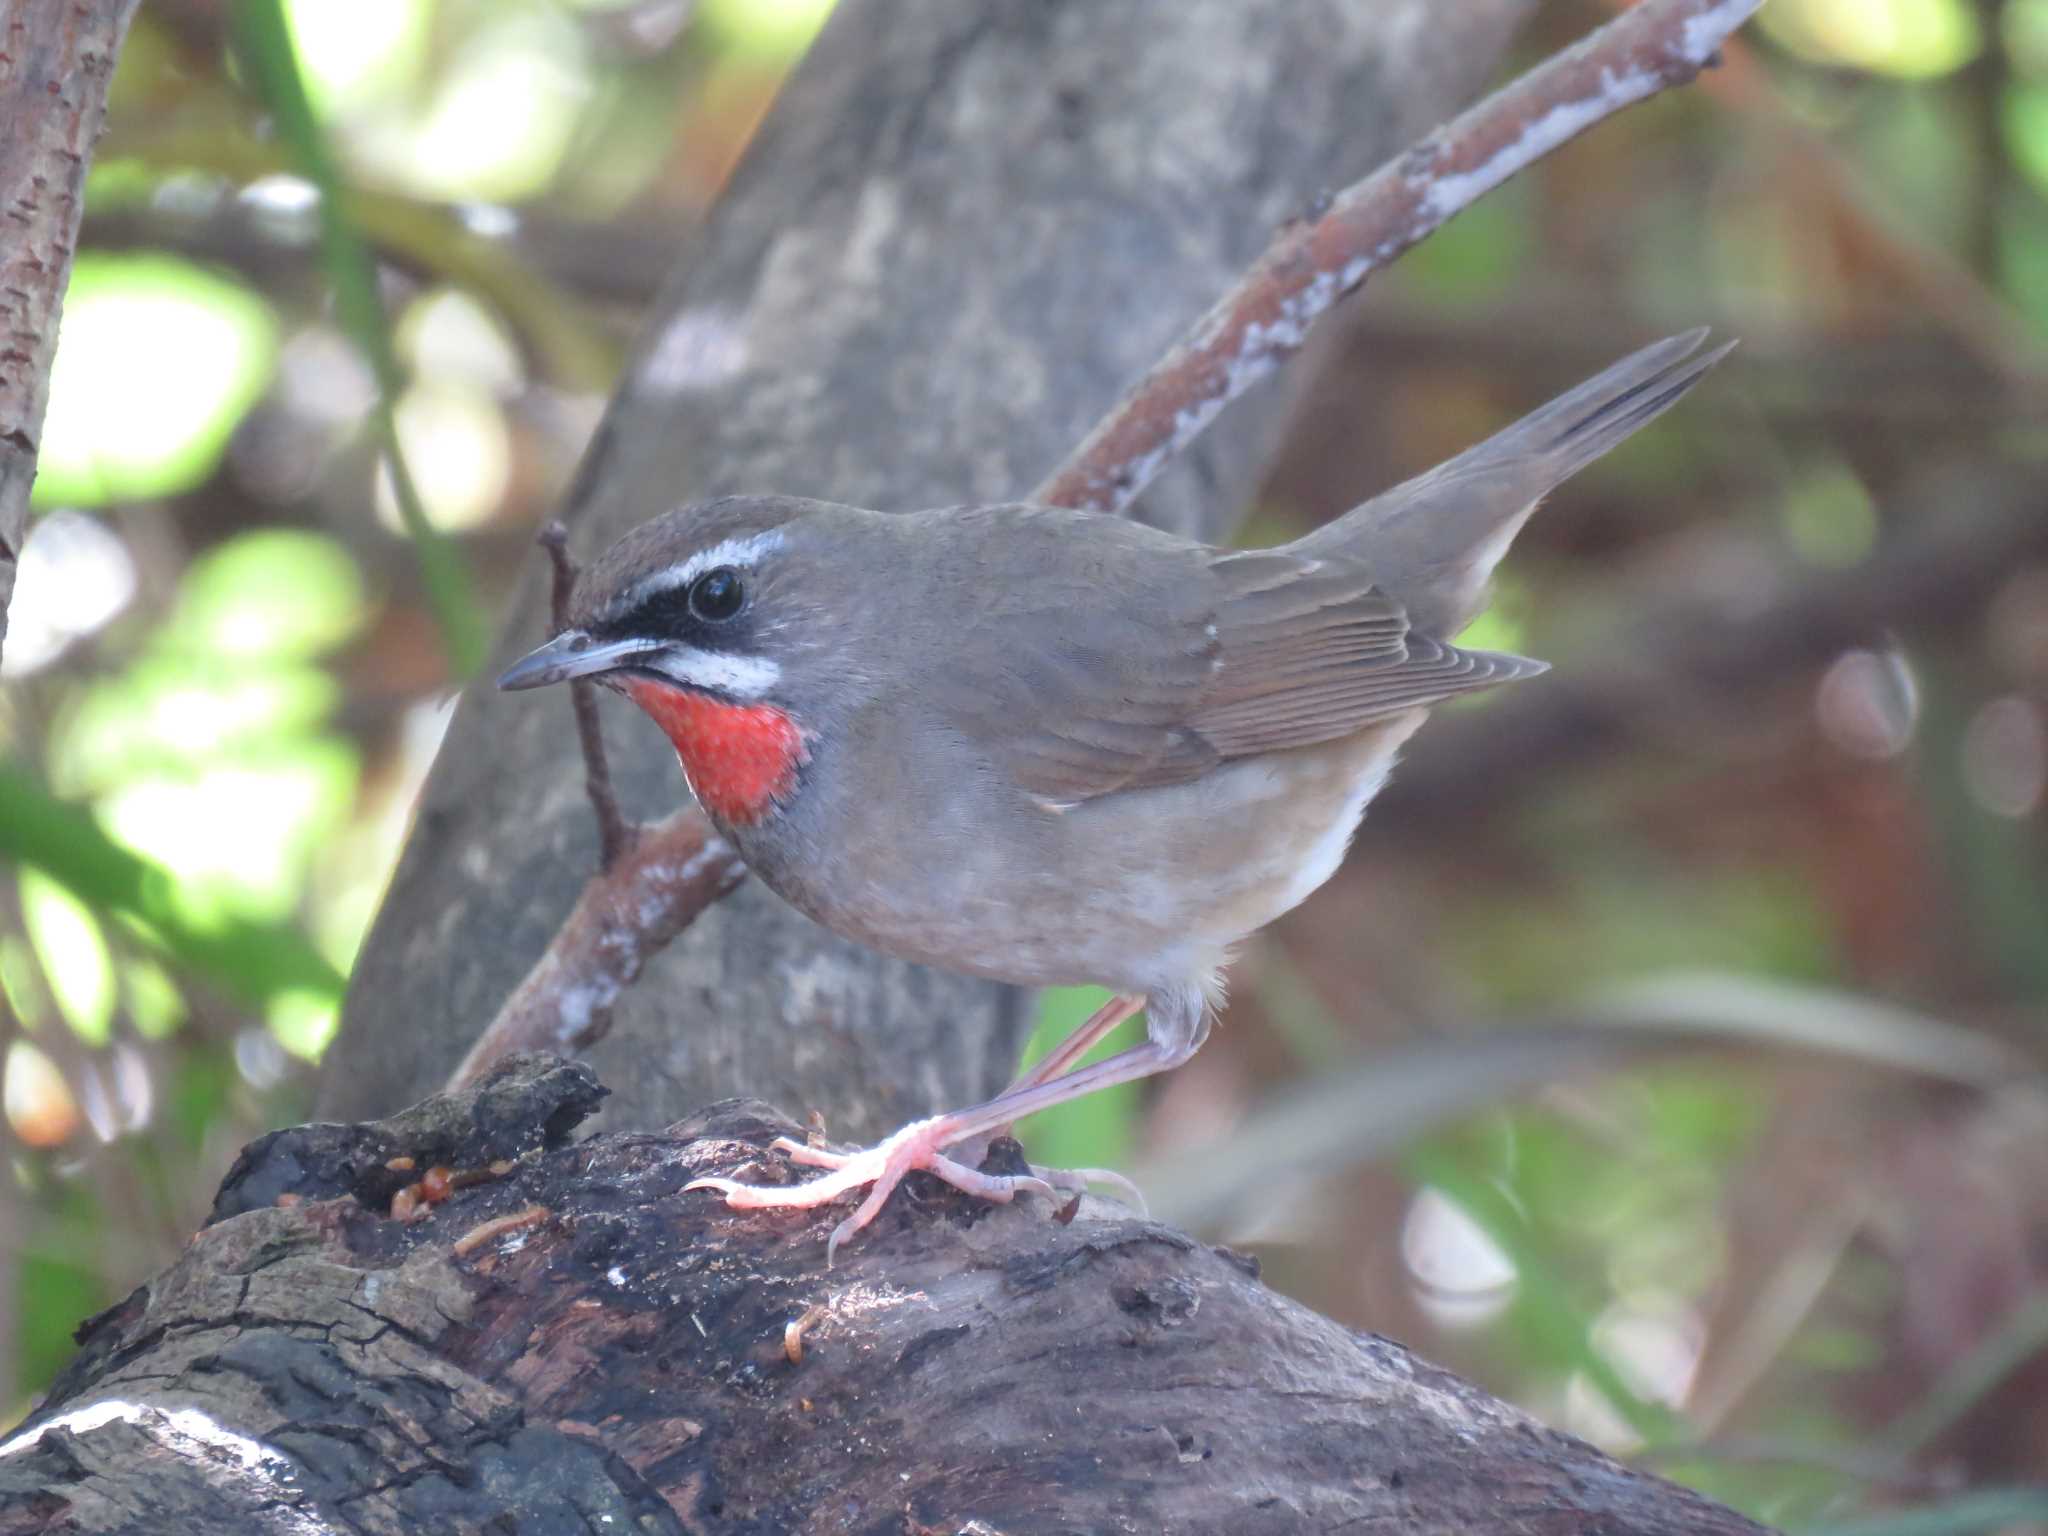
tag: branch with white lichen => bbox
[448,807,744,1090]
[457,0,1764,1092]
[448,529,746,1091]
[1032,0,1764,514]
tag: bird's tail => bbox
[1294,328,1735,636]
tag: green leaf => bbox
[17,1228,109,1397]
[35,255,278,507]
[1759,0,1981,78]
[18,870,116,1046]
[0,762,344,1009]
[172,529,368,661]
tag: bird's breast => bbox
[623,677,809,825]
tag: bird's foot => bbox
[948,1131,1150,1217]
[687,1121,1058,1265]
[1027,1161,1149,1216]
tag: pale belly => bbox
[746,714,1425,996]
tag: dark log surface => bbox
[4,1058,1773,1535]
[320,0,1530,1136]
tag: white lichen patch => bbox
[1680,0,1766,64]
[1419,67,1658,224]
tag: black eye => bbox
[689,567,744,621]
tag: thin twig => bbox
[449,809,746,1090]
[536,523,631,870]
[1031,0,1764,515]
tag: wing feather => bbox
[927,515,1544,804]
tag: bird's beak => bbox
[496,630,661,691]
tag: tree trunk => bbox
[0,0,141,666]
[319,0,1532,1135]
[3,1056,1773,1535]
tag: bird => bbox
[498,327,1733,1260]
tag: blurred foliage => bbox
[2,3,2047,1533]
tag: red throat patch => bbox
[623,677,808,826]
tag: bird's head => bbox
[497,495,834,825]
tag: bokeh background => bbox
[4,2,2046,1530]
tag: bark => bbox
[0,0,141,667]
[321,0,1532,1133]
[1,1056,1775,1535]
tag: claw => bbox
[1030,1163,1149,1215]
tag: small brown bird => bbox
[500,329,1732,1258]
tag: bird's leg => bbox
[687,1033,1189,1263]
[943,989,1146,1189]
[1002,991,1147,1096]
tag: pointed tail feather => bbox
[1299,329,1735,636]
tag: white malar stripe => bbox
[649,644,782,699]
[624,530,786,608]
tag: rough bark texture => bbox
[2,1057,1775,1535]
[321,0,1531,1133]
[0,0,141,667]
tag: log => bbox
[2,1057,1774,1535]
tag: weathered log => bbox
[3,1058,1773,1535]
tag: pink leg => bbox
[687,1035,1186,1262]
[949,990,1147,1167]
[1003,991,1146,1096]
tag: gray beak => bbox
[496,630,661,691]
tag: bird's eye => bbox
[688,566,744,621]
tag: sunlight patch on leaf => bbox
[282,0,428,114]
[95,743,358,925]
[267,987,340,1061]
[174,529,368,661]
[355,11,592,201]
[123,958,186,1040]
[19,869,115,1046]
[36,255,279,507]
[1759,0,1980,78]
[55,663,340,794]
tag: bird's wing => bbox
[1187,548,1545,758]
[927,532,1541,805]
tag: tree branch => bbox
[0,0,143,667]
[448,808,744,1090]
[1033,0,1763,515]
